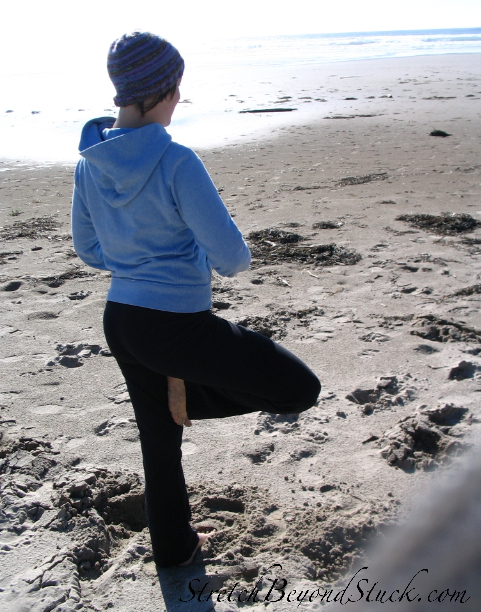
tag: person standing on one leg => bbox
[72,31,321,568]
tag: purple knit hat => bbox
[107,31,184,107]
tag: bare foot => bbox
[167,377,192,427]
[178,532,213,567]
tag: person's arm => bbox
[71,168,108,271]
[171,151,251,277]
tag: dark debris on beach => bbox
[396,213,481,236]
[457,237,481,254]
[444,284,481,299]
[249,228,303,244]
[312,221,344,230]
[336,173,388,187]
[291,173,388,192]
[239,108,297,114]
[460,237,481,246]
[247,228,361,267]
[0,215,61,241]
[430,129,451,137]
[36,267,96,288]
[324,114,379,119]
[0,250,23,264]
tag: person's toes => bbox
[178,532,213,567]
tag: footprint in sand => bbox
[0,355,25,363]
[94,417,139,441]
[107,390,131,404]
[30,404,65,415]
[0,324,19,337]
[2,280,23,291]
[359,331,390,343]
[410,314,481,344]
[346,374,416,415]
[255,412,300,434]
[46,341,109,368]
[413,344,439,354]
[187,482,299,571]
[359,348,380,358]
[244,441,275,463]
[67,290,91,300]
[27,311,59,320]
[448,360,481,381]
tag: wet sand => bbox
[0,53,480,611]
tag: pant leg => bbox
[105,303,321,419]
[103,301,321,566]
[185,316,321,418]
[113,360,198,567]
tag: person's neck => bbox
[113,106,156,129]
[113,105,171,129]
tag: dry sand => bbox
[0,53,480,611]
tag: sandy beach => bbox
[1,53,480,611]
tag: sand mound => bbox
[379,404,470,471]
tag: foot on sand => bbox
[178,532,213,567]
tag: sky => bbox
[1,0,480,75]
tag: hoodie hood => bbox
[78,117,172,208]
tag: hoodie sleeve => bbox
[71,165,108,271]
[170,150,251,277]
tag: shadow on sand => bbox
[157,562,216,612]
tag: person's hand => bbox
[167,377,192,427]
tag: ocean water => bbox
[186,28,481,69]
[1,28,480,163]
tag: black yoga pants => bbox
[103,301,321,566]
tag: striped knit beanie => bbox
[107,32,184,107]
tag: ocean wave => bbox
[346,40,378,45]
[329,40,378,46]
[422,36,481,42]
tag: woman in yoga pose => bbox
[72,31,321,567]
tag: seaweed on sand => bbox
[291,173,387,192]
[248,228,361,267]
[248,228,304,245]
[0,215,60,240]
[336,173,387,187]
[239,108,297,114]
[444,284,481,299]
[457,237,481,254]
[312,221,344,230]
[38,267,96,288]
[396,213,481,236]
[459,237,481,246]
[324,114,378,119]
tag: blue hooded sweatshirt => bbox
[72,117,251,313]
